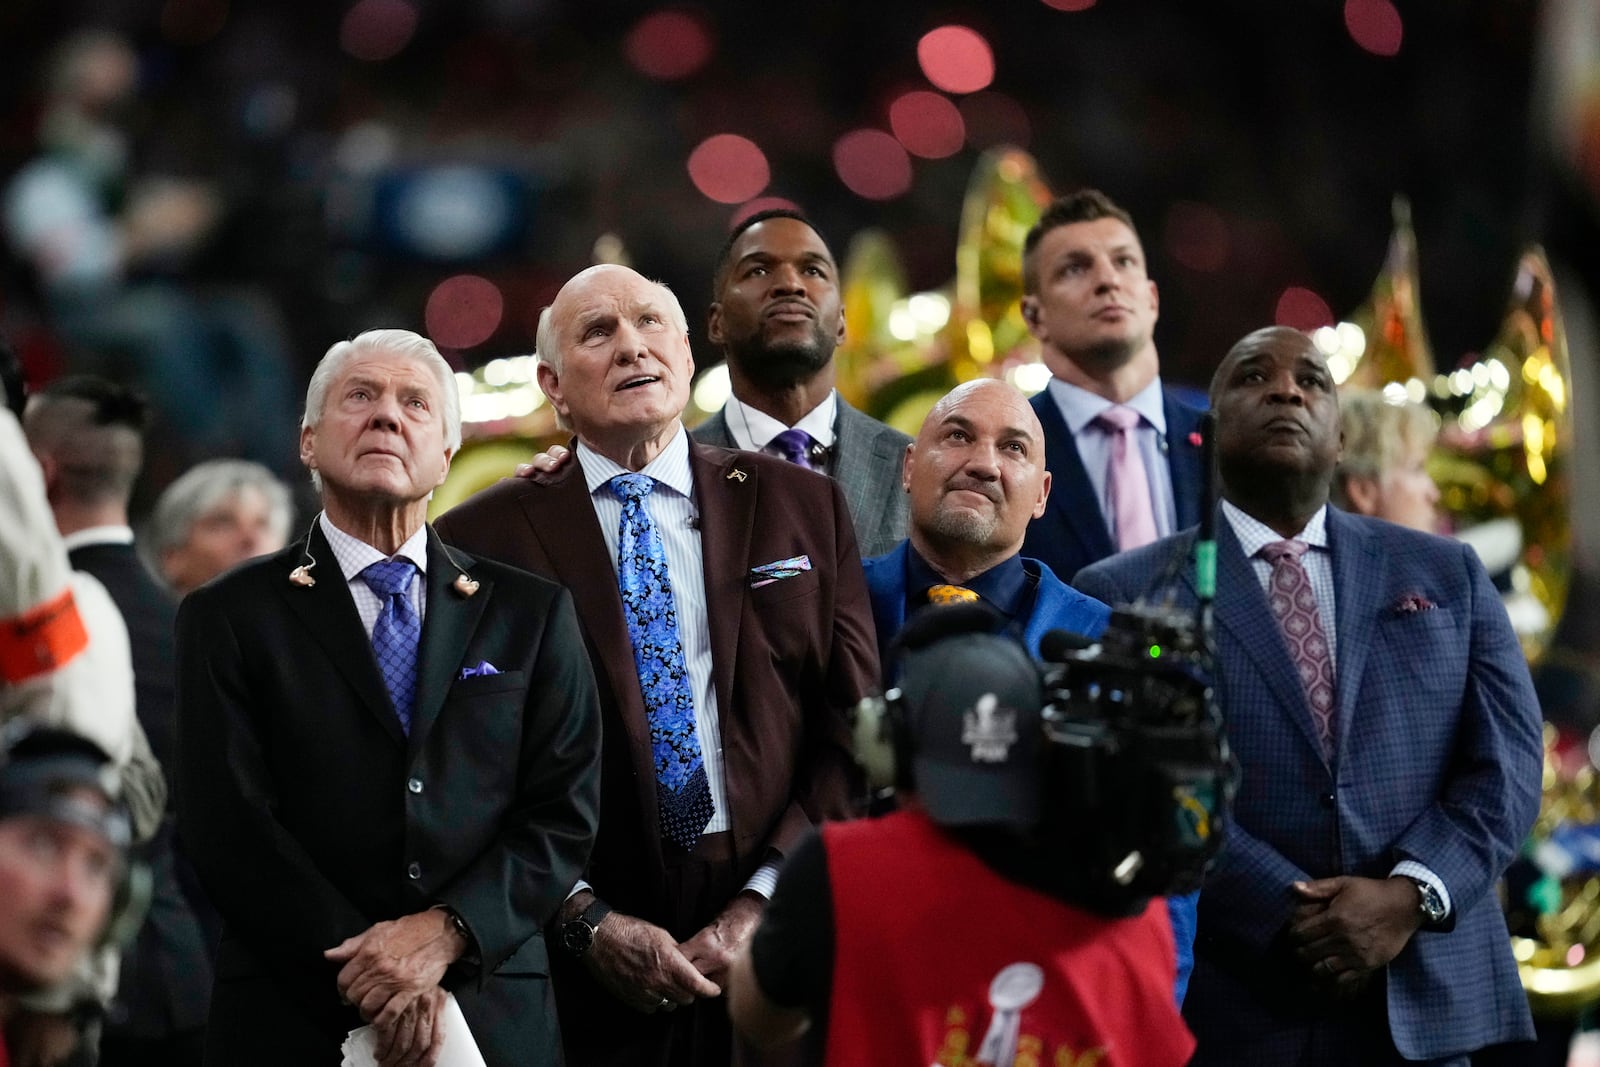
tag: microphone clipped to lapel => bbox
[285,518,480,597]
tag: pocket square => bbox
[459,660,501,679]
[749,554,813,589]
[1389,592,1437,615]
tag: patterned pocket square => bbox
[459,660,501,679]
[749,554,813,589]
[1389,593,1437,615]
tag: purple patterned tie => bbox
[1259,540,1336,757]
[769,428,816,471]
[360,559,421,736]
[1094,406,1158,550]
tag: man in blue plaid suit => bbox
[1074,326,1542,1066]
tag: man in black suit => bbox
[1019,189,1208,581]
[25,375,212,1067]
[175,329,602,1067]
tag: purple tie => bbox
[1094,406,1158,551]
[769,428,816,471]
[1259,540,1337,758]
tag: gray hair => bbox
[534,272,690,376]
[302,329,461,490]
[145,459,293,560]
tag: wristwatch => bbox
[1408,878,1447,925]
[560,897,613,958]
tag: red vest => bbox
[822,809,1195,1067]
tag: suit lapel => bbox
[1032,392,1115,563]
[1213,517,1329,758]
[1327,508,1382,757]
[691,409,737,449]
[407,529,490,755]
[1163,393,1208,528]
[690,442,755,731]
[278,525,406,747]
[833,399,897,528]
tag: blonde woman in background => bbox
[1332,388,1441,534]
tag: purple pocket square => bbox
[1389,593,1437,615]
[749,554,812,589]
[459,660,501,679]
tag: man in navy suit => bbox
[1074,326,1542,1065]
[1019,189,1207,581]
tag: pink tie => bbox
[1259,540,1337,758]
[1095,406,1158,551]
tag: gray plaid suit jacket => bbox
[693,395,910,558]
[1074,506,1541,1063]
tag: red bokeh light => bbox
[960,92,1031,150]
[889,91,965,159]
[730,197,802,228]
[916,26,994,95]
[426,275,504,350]
[833,130,913,201]
[624,9,714,81]
[1275,287,1335,332]
[687,134,770,204]
[1344,0,1402,57]
[1040,0,1096,9]
[1165,202,1230,273]
[340,0,418,62]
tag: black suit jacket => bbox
[175,524,601,1066]
[68,540,213,1038]
[1023,385,1208,582]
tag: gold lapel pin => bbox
[726,468,747,482]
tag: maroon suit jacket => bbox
[434,439,876,930]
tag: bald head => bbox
[23,377,147,520]
[904,379,1051,583]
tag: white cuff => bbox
[1390,861,1451,919]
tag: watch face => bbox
[562,920,594,956]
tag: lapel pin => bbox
[453,573,480,598]
[288,565,316,587]
[726,467,747,482]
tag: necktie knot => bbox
[770,428,816,469]
[927,583,980,606]
[611,473,656,502]
[361,559,418,598]
[1260,539,1310,565]
[1094,405,1142,433]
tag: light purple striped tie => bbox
[1095,405,1157,551]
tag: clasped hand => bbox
[1286,875,1423,998]
[325,910,466,1067]
[584,894,765,1014]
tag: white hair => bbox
[533,270,690,376]
[145,459,293,559]
[301,329,461,490]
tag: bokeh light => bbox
[624,9,714,81]
[687,134,770,204]
[1344,0,1402,57]
[1165,202,1230,273]
[916,26,994,95]
[833,130,913,201]
[1040,0,1096,10]
[960,92,1031,150]
[889,91,965,159]
[340,0,418,62]
[1275,287,1335,332]
[731,197,802,228]
[425,275,504,350]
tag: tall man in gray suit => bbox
[693,210,911,558]
[1074,327,1541,1065]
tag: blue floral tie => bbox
[611,474,714,850]
[360,559,421,736]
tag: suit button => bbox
[408,778,423,794]
[407,861,422,880]
[1321,792,1335,807]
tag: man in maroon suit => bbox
[434,264,877,1066]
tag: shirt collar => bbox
[576,424,695,501]
[61,526,134,551]
[905,545,1030,620]
[1046,375,1168,436]
[724,390,838,452]
[318,511,430,582]
[1221,499,1329,558]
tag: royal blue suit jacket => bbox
[1023,386,1208,583]
[1074,507,1542,1061]
[862,541,1199,1003]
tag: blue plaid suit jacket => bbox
[1074,506,1542,1061]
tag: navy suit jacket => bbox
[1074,507,1542,1060]
[1024,386,1207,583]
